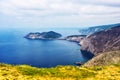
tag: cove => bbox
[0,29,90,68]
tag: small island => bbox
[25,31,62,40]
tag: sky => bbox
[0,0,120,29]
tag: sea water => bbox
[0,28,90,67]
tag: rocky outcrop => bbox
[80,26,120,56]
[25,31,62,40]
[65,35,86,43]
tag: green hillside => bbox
[0,63,120,80]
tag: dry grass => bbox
[0,63,120,80]
[83,50,120,66]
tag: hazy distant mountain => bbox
[79,23,120,35]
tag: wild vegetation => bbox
[0,63,120,80]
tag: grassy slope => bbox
[83,50,120,66]
[0,63,120,80]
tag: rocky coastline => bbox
[64,25,120,60]
[65,35,86,43]
[24,25,120,61]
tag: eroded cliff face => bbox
[80,26,120,55]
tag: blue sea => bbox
[0,28,90,67]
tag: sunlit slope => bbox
[0,63,120,80]
[83,50,120,66]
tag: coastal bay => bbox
[0,29,90,68]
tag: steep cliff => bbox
[80,26,120,55]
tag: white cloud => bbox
[0,0,120,28]
[0,0,119,17]
[79,5,120,15]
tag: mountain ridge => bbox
[80,25,120,55]
[79,23,120,35]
